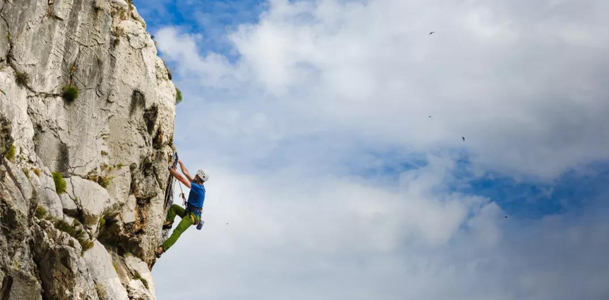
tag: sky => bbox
[134,0,609,299]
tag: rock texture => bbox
[0,0,176,299]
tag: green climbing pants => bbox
[161,204,197,251]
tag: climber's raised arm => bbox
[168,165,191,189]
[178,159,193,182]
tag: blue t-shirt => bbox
[187,182,206,208]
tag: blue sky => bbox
[136,0,266,59]
[133,0,609,299]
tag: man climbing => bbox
[156,159,209,258]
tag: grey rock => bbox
[67,176,116,227]
[0,159,32,216]
[0,114,12,155]
[105,167,131,211]
[29,171,65,219]
[125,255,155,292]
[52,0,75,20]
[83,241,130,300]
[33,222,100,300]
[121,194,137,224]
[128,280,154,300]
[0,0,174,298]
[1,268,42,300]
[60,193,80,217]
[0,71,35,160]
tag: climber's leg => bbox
[161,213,194,252]
[163,204,185,229]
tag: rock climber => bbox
[156,160,208,258]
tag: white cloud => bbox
[157,0,609,179]
[154,159,501,299]
[154,160,609,300]
[149,0,609,299]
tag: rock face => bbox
[0,0,175,299]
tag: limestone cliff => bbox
[0,0,175,299]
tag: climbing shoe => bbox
[162,220,173,230]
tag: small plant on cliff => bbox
[52,171,67,194]
[86,217,98,226]
[62,85,79,102]
[113,26,125,37]
[55,219,94,252]
[35,205,47,219]
[87,174,99,182]
[99,176,114,188]
[15,71,29,87]
[81,240,94,252]
[55,219,78,237]
[4,144,16,162]
[10,260,20,270]
[95,283,108,300]
[32,168,42,176]
[99,216,106,227]
[175,87,182,104]
[133,271,149,289]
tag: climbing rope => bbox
[177,180,187,206]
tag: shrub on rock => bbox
[62,85,79,102]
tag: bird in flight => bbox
[462,136,465,141]
[429,31,435,35]
[428,116,432,118]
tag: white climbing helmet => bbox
[196,169,209,182]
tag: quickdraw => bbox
[162,153,179,212]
